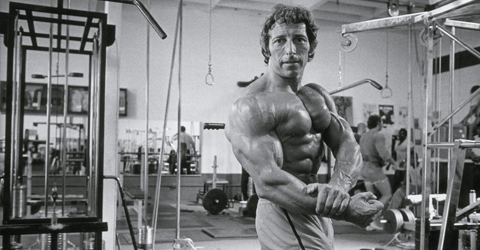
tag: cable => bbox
[383,232,400,247]
[205,0,214,86]
[381,28,393,98]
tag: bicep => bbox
[229,130,283,180]
[322,113,356,155]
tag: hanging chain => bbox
[382,28,393,98]
[205,0,214,86]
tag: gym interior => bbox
[0,0,480,249]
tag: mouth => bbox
[283,60,300,65]
[283,57,301,65]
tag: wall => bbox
[114,1,479,175]
[2,1,480,180]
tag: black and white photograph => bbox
[0,1,479,249]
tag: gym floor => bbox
[117,200,411,250]
[0,199,409,249]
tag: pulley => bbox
[340,33,358,52]
[203,188,228,215]
[388,0,399,17]
[418,27,442,47]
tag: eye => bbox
[272,38,286,45]
[295,37,308,44]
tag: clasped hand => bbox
[305,183,384,228]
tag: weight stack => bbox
[12,185,27,218]
[40,233,63,250]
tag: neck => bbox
[265,69,302,93]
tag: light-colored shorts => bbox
[256,198,334,250]
[361,161,388,184]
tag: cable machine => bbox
[0,1,115,249]
[340,1,480,249]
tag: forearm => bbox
[256,169,319,214]
[324,114,362,192]
[375,136,396,166]
[380,150,396,165]
[330,152,362,192]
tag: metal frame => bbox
[341,1,480,249]
[1,2,110,250]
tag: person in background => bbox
[171,126,196,174]
[354,122,367,144]
[392,128,408,192]
[462,85,480,139]
[360,114,398,231]
[225,4,383,249]
[464,122,480,208]
[172,126,196,153]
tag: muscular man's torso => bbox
[360,130,384,165]
[244,88,325,184]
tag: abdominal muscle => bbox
[279,132,324,185]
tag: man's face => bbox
[268,22,310,79]
[399,130,407,141]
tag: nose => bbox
[285,39,296,55]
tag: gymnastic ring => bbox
[205,72,214,86]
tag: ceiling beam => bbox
[313,10,363,23]
[216,0,275,12]
[300,0,329,9]
[210,0,221,9]
[316,2,377,18]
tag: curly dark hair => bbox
[260,4,318,65]
[367,115,382,129]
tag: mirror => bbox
[118,120,202,175]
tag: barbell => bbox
[203,188,229,215]
[382,208,416,234]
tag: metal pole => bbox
[61,0,71,217]
[176,0,183,240]
[448,25,455,202]
[44,18,54,219]
[11,13,19,191]
[131,0,167,39]
[428,87,480,135]
[421,19,435,250]
[406,24,412,196]
[151,1,182,247]
[143,0,151,228]
[436,23,480,60]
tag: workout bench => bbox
[125,186,151,229]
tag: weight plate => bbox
[383,209,403,234]
[400,208,415,223]
[203,188,228,215]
